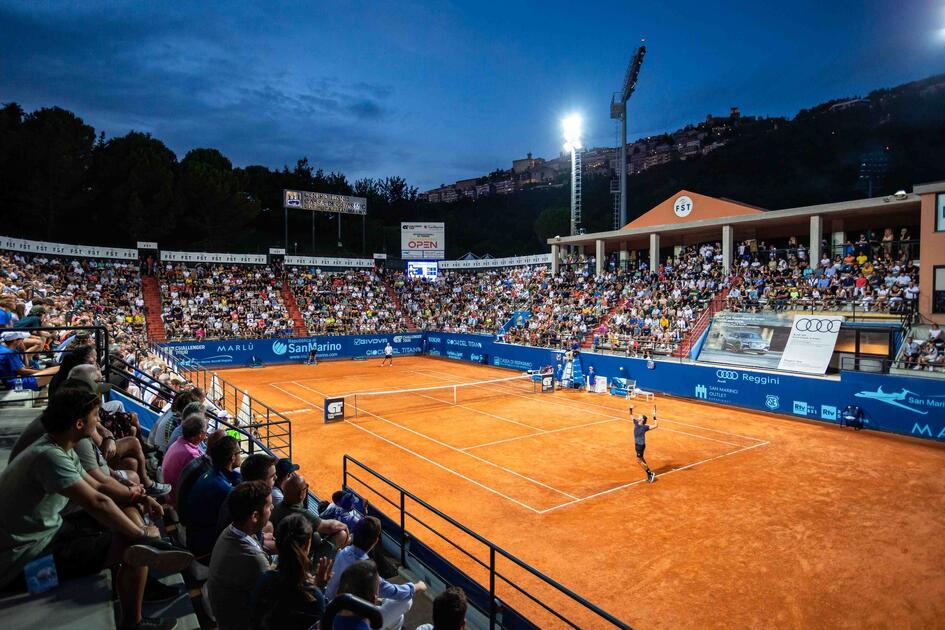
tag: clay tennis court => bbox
[216,356,945,628]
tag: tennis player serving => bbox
[631,405,659,483]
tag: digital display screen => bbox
[407,261,438,280]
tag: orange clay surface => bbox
[217,356,945,629]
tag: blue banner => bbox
[161,333,425,367]
[161,332,945,442]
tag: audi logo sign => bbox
[794,318,841,333]
[716,369,739,380]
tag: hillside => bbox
[1,73,943,257]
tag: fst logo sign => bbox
[324,397,345,423]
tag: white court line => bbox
[538,440,770,514]
[270,371,769,513]
[290,381,579,501]
[409,367,765,444]
[409,391,547,433]
[282,408,313,415]
[462,416,623,451]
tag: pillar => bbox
[595,239,605,275]
[619,242,629,270]
[830,219,845,263]
[649,233,660,271]
[551,243,560,274]
[722,224,734,274]
[810,215,823,267]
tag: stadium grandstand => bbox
[2,179,945,629]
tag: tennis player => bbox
[631,405,659,483]
[381,342,394,366]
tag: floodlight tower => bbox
[610,41,646,229]
[562,114,583,236]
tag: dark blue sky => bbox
[1,1,943,190]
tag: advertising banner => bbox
[1,235,137,260]
[439,254,552,270]
[283,189,367,215]
[324,397,345,423]
[777,315,844,374]
[160,251,267,265]
[284,256,373,268]
[401,222,445,260]
[162,333,425,366]
[698,312,794,370]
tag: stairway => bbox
[382,277,416,331]
[670,288,729,358]
[280,282,309,337]
[141,275,166,343]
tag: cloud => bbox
[0,3,396,176]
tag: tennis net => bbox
[342,373,540,418]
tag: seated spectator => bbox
[326,517,426,630]
[0,331,55,390]
[902,336,922,368]
[0,382,193,630]
[215,453,278,554]
[320,490,347,520]
[173,429,228,525]
[207,481,273,630]
[272,473,349,550]
[161,412,208,509]
[331,560,381,630]
[272,457,300,507]
[182,435,241,559]
[416,586,469,630]
[150,389,201,453]
[250,513,334,630]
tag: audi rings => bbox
[794,318,841,332]
[716,369,739,380]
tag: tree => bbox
[176,148,260,249]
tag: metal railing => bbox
[342,455,633,630]
[151,343,292,459]
[842,355,945,377]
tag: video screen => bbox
[407,260,438,280]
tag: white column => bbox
[722,224,734,274]
[649,233,660,271]
[830,219,844,263]
[551,244,560,274]
[595,239,605,275]
[619,242,629,269]
[810,215,823,266]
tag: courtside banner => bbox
[401,222,445,260]
[698,312,794,370]
[777,315,844,374]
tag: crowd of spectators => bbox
[726,230,919,314]
[288,267,409,335]
[160,263,293,340]
[396,266,547,335]
[901,323,944,372]
[0,252,150,357]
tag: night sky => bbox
[1,1,943,190]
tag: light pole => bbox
[562,114,583,237]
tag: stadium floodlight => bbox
[562,114,583,236]
[562,114,583,152]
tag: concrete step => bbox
[0,570,116,630]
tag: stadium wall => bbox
[161,333,945,442]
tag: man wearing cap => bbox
[271,458,299,508]
[0,331,57,390]
[270,474,349,550]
